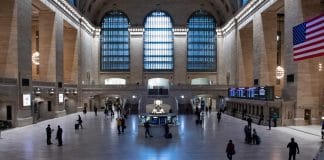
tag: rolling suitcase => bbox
[165,133,172,139]
[75,124,79,130]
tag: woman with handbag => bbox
[226,140,235,160]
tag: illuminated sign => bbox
[23,94,31,106]
[59,93,64,103]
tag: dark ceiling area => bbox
[75,0,244,27]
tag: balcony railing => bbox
[81,84,230,91]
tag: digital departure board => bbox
[228,86,274,101]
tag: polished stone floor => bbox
[0,112,322,160]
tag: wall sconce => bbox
[34,87,41,96]
[276,66,285,79]
[132,95,137,99]
[64,89,70,95]
[73,90,78,95]
[48,88,55,96]
[319,63,322,72]
[180,95,185,99]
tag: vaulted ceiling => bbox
[76,0,244,27]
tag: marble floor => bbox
[0,112,322,160]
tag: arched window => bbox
[144,11,173,71]
[67,0,77,6]
[100,11,129,71]
[187,10,216,72]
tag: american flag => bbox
[293,14,324,61]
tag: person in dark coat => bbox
[94,106,98,116]
[252,128,258,145]
[321,121,324,139]
[164,123,170,137]
[144,121,153,138]
[217,112,222,123]
[247,116,252,128]
[83,107,87,115]
[56,125,63,146]
[77,115,83,129]
[258,113,264,125]
[46,124,53,145]
[287,138,300,160]
[121,117,126,133]
[244,125,252,144]
[226,140,235,160]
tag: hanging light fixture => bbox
[276,66,285,79]
[32,51,40,65]
[32,30,40,73]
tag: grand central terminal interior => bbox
[0,0,323,159]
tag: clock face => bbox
[32,51,40,65]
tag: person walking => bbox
[94,106,98,116]
[247,116,252,128]
[321,121,324,139]
[121,117,126,133]
[46,124,53,145]
[77,115,83,129]
[144,121,153,138]
[258,113,264,125]
[217,111,222,123]
[226,140,235,160]
[287,138,300,160]
[117,117,122,134]
[56,125,63,146]
[104,108,108,119]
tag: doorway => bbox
[6,105,12,120]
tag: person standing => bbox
[164,123,170,138]
[272,113,278,127]
[144,121,153,138]
[226,140,235,160]
[94,106,98,116]
[247,116,252,128]
[287,138,300,160]
[217,111,222,123]
[46,124,53,145]
[268,116,271,130]
[258,113,264,125]
[77,115,83,129]
[56,125,63,146]
[83,106,87,115]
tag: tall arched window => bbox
[242,0,249,6]
[187,10,216,72]
[100,11,129,71]
[67,0,77,7]
[144,11,173,71]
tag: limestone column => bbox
[252,12,277,86]
[54,14,65,116]
[39,11,56,82]
[17,0,33,126]
[129,29,144,84]
[173,30,187,85]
